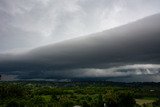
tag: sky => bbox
[0,0,160,82]
[0,0,160,52]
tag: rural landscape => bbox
[0,81,160,107]
[0,0,160,107]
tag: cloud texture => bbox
[0,0,160,52]
[1,13,160,81]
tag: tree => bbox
[104,91,135,107]
[152,99,160,107]
[96,94,104,107]
[117,92,136,107]
[30,96,46,106]
[6,99,19,107]
[82,101,90,107]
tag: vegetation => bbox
[0,81,160,107]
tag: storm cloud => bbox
[1,0,160,52]
[1,13,160,81]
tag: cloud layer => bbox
[75,64,160,77]
[1,0,160,52]
[1,13,160,81]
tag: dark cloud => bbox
[0,13,160,81]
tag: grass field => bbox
[42,95,157,106]
[41,95,52,102]
[136,99,155,106]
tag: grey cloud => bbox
[107,74,160,82]
[1,13,160,81]
[75,64,160,78]
[0,0,160,52]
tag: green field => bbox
[0,81,160,107]
[136,99,155,106]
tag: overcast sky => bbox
[1,0,160,81]
[1,0,160,52]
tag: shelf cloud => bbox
[0,13,160,81]
[0,0,160,52]
[1,0,160,82]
